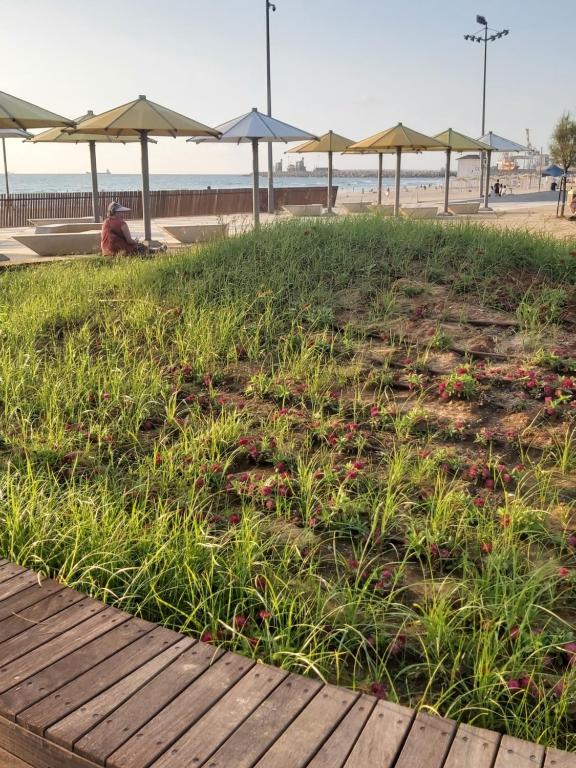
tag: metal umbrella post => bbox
[139,130,152,242]
[394,147,401,216]
[252,139,260,228]
[1,138,9,196]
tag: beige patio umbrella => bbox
[0,128,32,196]
[0,90,73,130]
[69,95,220,241]
[31,112,145,223]
[433,129,492,213]
[286,131,355,213]
[346,123,449,215]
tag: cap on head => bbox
[108,201,131,215]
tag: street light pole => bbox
[266,1,276,215]
[463,17,510,198]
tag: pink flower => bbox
[506,678,522,693]
[255,575,267,591]
[258,610,271,620]
[234,615,248,629]
[370,405,380,417]
[200,631,213,643]
[481,542,493,554]
[388,634,406,656]
[228,514,241,525]
[558,567,571,579]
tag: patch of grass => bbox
[1,217,576,749]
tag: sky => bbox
[1,0,572,175]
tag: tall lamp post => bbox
[464,16,509,196]
[266,0,276,214]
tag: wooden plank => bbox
[0,598,105,673]
[74,640,223,763]
[494,736,545,768]
[0,744,36,768]
[0,582,66,624]
[253,684,359,768]
[204,673,322,768]
[106,651,253,768]
[0,572,46,603]
[393,711,456,768]
[149,665,287,768]
[42,633,192,745]
[443,722,501,768]
[544,748,576,768]
[0,588,84,644]
[0,605,127,695]
[307,694,377,768]
[0,715,100,768]
[0,618,154,720]
[0,564,27,585]
[343,698,413,768]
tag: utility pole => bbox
[266,1,276,214]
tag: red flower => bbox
[481,542,493,554]
[369,682,387,699]
[370,405,380,417]
[567,533,576,549]
[509,626,520,641]
[506,678,522,693]
[195,477,205,490]
[258,610,271,620]
[234,615,248,629]
[200,631,213,643]
[558,567,571,579]
[388,634,406,656]
[255,575,267,591]
[228,514,241,525]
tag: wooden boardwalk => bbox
[0,560,573,768]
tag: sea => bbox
[0,174,444,195]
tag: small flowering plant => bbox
[438,366,479,401]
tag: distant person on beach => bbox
[493,180,501,196]
[101,202,145,256]
[551,180,558,192]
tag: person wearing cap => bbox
[101,202,144,256]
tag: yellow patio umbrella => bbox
[31,112,145,223]
[433,129,491,213]
[68,95,220,241]
[0,90,73,130]
[287,130,355,213]
[346,123,449,215]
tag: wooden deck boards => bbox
[0,563,573,768]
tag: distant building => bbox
[457,154,481,178]
[274,159,283,173]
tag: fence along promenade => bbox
[0,187,337,228]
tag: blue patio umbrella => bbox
[541,164,564,178]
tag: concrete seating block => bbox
[400,206,438,219]
[159,223,229,243]
[341,202,371,214]
[371,204,395,216]
[34,223,103,234]
[447,202,481,215]
[13,232,102,257]
[282,204,323,218]
[28,217,94,226]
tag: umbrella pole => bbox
[394,148,401,216]
[88,141,100,223]
[377,153,383,206]
[443,148,451,214]
[2,138,9,197]
[139,130,152,242]
[252,139,260,229]
[483,150,492,209]
[327,150,333,213]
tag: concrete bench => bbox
[400,206,438,219]
[28,217,94,226]
[448,201,481,215]
[159,223,229,244]
[371,204,395,217]
[341,202,372,214]
[34,223,102,234]
[13,232,102,257]
[282,204,323,217]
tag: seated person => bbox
[101,202,146,256]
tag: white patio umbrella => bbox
[0,128,32,196]
[192,108,316,227]
[477,132,528,208]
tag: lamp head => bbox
[476,14,487,25]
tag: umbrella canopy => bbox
[542,164,564,178]
[70,95,220,240]
[433,129,492,213]
[0,128,32,196]
[286,130,355,212]
[0,90,73,130]
[346,123,449,215]
[192,108,316,227]
[32,112,142,223]
[476,132,529,208]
